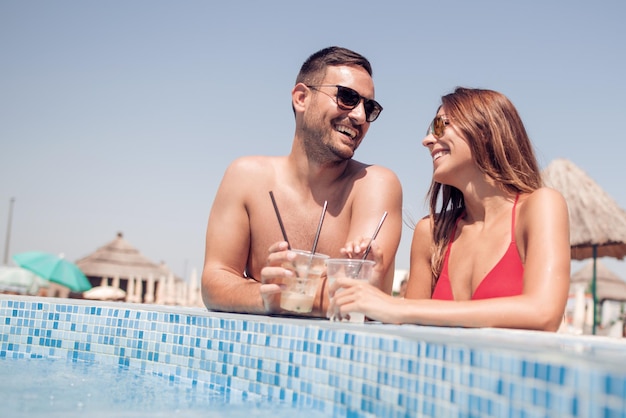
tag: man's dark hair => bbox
[295,46,372,85]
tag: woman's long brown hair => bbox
[428,87,543,289]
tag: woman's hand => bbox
[328,274,401,323]
[328,240,394,321]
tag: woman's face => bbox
[422,107,475,186]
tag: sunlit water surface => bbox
[1,357,327,418]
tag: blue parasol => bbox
[13,251,92,293]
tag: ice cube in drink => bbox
[280,290,315,313]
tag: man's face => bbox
[301,65,376,161]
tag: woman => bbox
[329,87,570,331]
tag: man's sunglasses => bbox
[427,115,451,139]
[306,85,383,122]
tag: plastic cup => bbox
[326,258,375,323]
[280,250,329,313]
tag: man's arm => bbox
[201,157,266,313]
[348,165,403,294]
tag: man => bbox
[201,46,402,317]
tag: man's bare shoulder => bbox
[222,155,285,181]
[226,155,283,172]
[349,160,401,184]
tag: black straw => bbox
[362,211,388,260]
[269,191,291,249]
[311,201,328,254]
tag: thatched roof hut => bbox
[76,232,179,283]
[542,159,626,260]
[571,260,626,302]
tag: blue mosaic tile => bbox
[1,296,626,417]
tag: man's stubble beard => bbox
[301,114,355,165]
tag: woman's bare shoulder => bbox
[410,215,433,249]
[517,187,569,234]
[414,215,432,233]
[520,187,568,212]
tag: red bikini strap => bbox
[511,194,520,243]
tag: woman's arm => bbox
[329,188,571,331]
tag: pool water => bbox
[0,357,327,418]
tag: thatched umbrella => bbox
[75,232,180,300]
[542,159,626,333]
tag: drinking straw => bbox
[269,191,291,249]
[311,200,328,254]
[362,211,388,260]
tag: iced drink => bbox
[280,250,329,313]
[326,258,375,323]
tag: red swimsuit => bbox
[432,195,523,300]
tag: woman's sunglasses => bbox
[306,84,383,122]
[427,115,451,139]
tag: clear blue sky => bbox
[1,0,625,281]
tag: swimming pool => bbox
[1,295,625,417]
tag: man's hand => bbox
[259,241,294,313]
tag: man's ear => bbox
[292,83,309,113]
